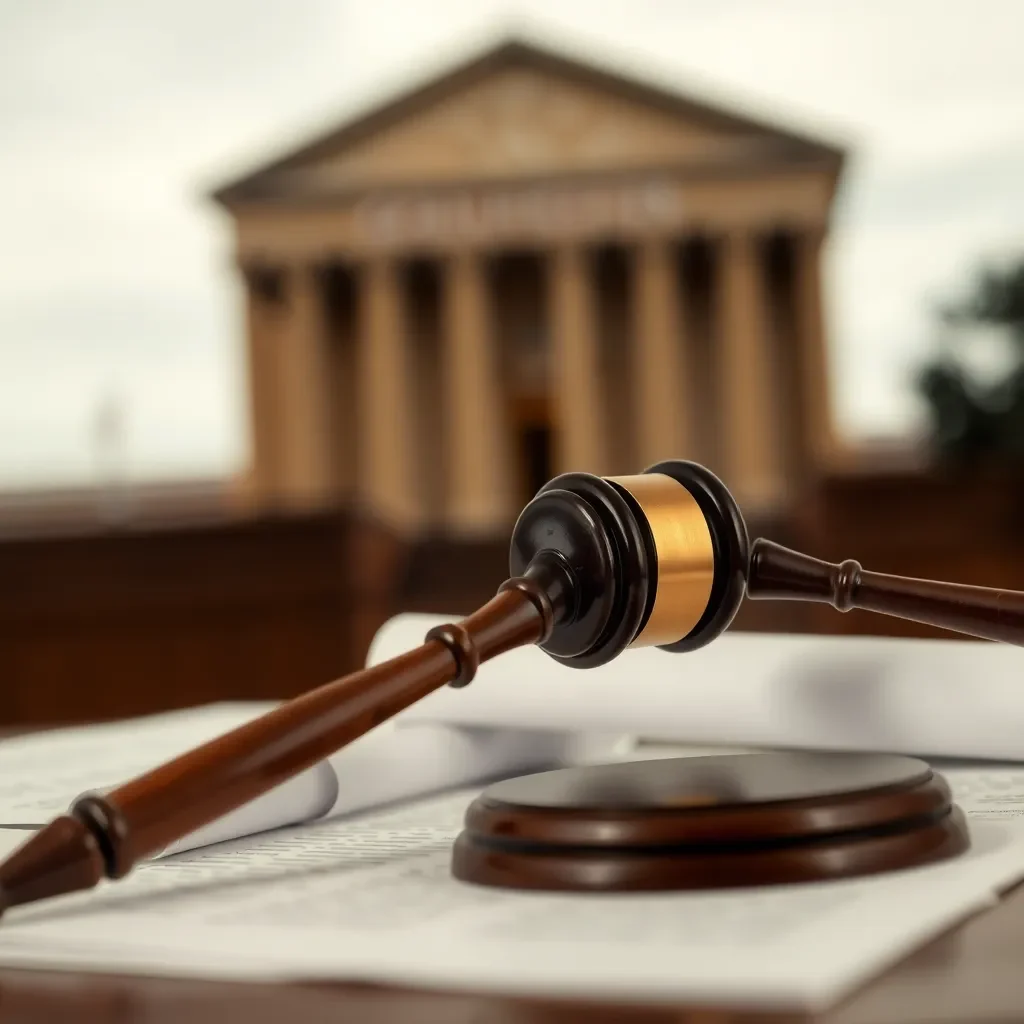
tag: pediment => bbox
[217,41,843,203]
[273,67,765,191]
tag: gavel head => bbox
[509,460,750,668]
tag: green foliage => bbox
[916,257,1024,465]
[941,262,1024,340]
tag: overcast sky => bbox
[1,0,1022,489]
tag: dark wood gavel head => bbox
[507,460,749,668]
[509,457,1024,657]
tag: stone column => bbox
[793,227,834,469]
[716,230,785,510]
[240,265,285,508]
[632,237,693,467]
[442,250,511,533]
[550,245,607,475]
[356,257,419,531]
[276,262,336,510]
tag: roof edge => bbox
[210,34,848,207]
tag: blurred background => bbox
[2,0,1023,726]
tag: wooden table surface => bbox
[1,875,1023,1023]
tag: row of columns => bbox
[242,228,830,532]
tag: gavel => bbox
[3,459,1023,913]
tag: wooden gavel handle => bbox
[0,578,555,914]
[748,539,1024,646]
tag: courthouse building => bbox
[215,38,846,536]
[9,37,1023,727]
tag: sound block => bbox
[451,752,969,891]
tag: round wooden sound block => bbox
[451,752,969,891]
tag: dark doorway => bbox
[519,422,553,501]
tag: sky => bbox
[1,0,1022,489]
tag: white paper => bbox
[932,763,1024,826]
[1,771,1023,1010]
[173,720,583,856]
[0,703,279,824]
[371,615,1024,761]
[0,703,339,857]
[0,702,591,858]
[321,721,597,820]
[0,831,31,860]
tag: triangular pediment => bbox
[216,39,843,203]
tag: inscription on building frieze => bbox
[353,178,683,249]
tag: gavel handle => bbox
[748,539,1024,646]
[0,579,554,914]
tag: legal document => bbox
[2,774,1024,1010]
[372,615,1024,762]
[6,622,1024,1008]
[0,703,583,856]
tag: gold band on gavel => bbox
[607,473,716,648]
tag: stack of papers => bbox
[2,706,1024,1010]
[0,703,585,856]
[4,617,1024,1011]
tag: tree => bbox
[917,257,1024,466]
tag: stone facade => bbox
[215,39,845,532]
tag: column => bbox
[276,263,336,510]
[716,230,785,510]
[550,245,608,475]
[240,265,285,508]
[631,238,694,467]
[442,250,511,533]
[356,258,419,531]
[793,227,835,469]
